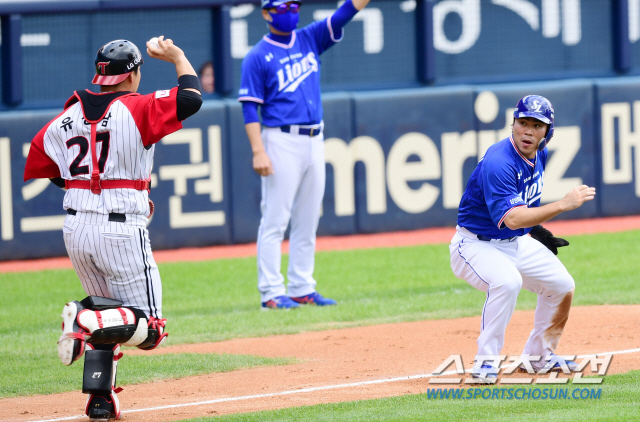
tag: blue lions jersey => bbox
[457,136,549,239]
[238,18,342,127]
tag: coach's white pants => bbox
[449,226,574,362]
[257,128,325,302]
[63,211,162,319]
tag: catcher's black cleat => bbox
[86,393,119,421]
[88,409,111,422]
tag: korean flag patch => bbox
[155,90,170,99]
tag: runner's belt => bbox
[477,234,517,242]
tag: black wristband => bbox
[178,74,202,93]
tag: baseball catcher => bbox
[24,37,202,420]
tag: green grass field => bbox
[184,371,640,422]
[1,231,639,419]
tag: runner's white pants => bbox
[449,226,574,362]
[257,127,325,302]
[63,211,162,318]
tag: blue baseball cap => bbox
[262,0,298,8]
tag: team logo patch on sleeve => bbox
[507,196,525,207]
[155,90,170,99]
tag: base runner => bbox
[449,95,596,382]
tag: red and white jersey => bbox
[25,88,182,216]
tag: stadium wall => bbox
[2,1,640,107]
[1,79,640,260]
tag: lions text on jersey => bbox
[239,18,343,126]
[457,136,548,239]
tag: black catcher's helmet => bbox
[92,40,143,85]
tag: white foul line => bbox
[27,346,640,422]
[577,347,640,358]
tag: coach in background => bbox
[24,37,202,420]
[238,0,371,309]
[449,95,595,383]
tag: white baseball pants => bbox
[257,127,325,302]
[62,211,162,319]
[449,226,575,362]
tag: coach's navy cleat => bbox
[290,292,337,306]
[262,295,300,310]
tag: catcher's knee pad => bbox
[83,344,122,421]
[57,296,168,365]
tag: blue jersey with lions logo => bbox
[238,18,342,127]
[457,136,548,239]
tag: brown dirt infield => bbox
[3,305,640,422]
[1,216,639,422]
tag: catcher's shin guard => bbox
[57,296,168,365]
[84,344,123,421]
